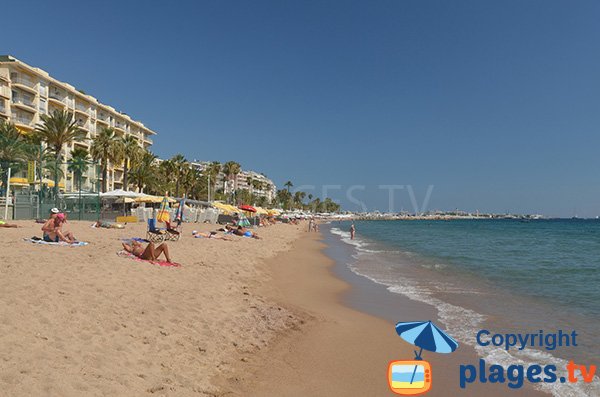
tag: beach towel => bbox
[121,237,150,243]
[24,237,88,247]
[117,250,181,267]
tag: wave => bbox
[329,228,600,396]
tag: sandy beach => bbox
[0,220,304,396]
[1,220,547,396]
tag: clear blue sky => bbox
[4,1,600,216]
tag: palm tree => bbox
[284,180,293,194]
[0,121,28,163]
[0,121,30,189]
[294,191,306,209]
[246,175,254,195]
[129,150,157,193]
[222,161,241,202]
[170,154,189,197]
[90,126,124,192]
[34,110,86,195]
[68,147,89,191]
[121,135,142,191]
[205,161,221,201]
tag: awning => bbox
[9,177,29,187]
[212,202,240,215]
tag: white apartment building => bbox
[0,55,156,192]
[191,161,277,202]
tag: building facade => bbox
[191,161,277,203]
[0,55,156,192]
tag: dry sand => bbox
[0,220,547,396]
[0,219,304,396]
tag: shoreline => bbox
[222,230,546,396]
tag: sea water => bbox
[328,219,600,396]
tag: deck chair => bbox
[165,219,181,241]
[146,218,165,243]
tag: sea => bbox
[327,219,600,396]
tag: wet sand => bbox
[222,232,546,396]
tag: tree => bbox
[0,121,30,190]
[276,189,292,210]
[294,191,306,209]
[90,127,124,192]
[68,147,89,191]
[129,150,157,192]
[222,161,241,202]
[121,135,142,191]
[34,110,86,195]
[0,121,28,164]
[246,175,254,196]
[284,180,293,193]
[169,154,188,197]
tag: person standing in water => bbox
[350,223,356,240]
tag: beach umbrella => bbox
[175,198,185,223]
[395,320,458,359]
[395,320,458,385]
[239,204,256,213]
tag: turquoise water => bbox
[342,219,600,317]
[328,219,600,396]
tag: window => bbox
[39,98,47,114]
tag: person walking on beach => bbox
[350,223,356,240]
[308,218,314,232]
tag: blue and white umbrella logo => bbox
[395,320,459,360]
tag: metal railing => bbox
[11,76,36,89]
[11,115,34,125]
[49,93,66,103]
[12,96,36,109]
[76,103,90,114]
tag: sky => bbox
[3,1,600,216]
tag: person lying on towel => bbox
[122,241,173,263]
[231,225,261,239]
[0,220,18,228]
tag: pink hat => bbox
[56,213,66,222]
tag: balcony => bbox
[11,115,34,129]
[75,120,89,131]
[0,101,6,115]
[0,86,9,99]
[11,76,37,94]
[75,103,90,115]
[12,97,36,113]
[48,93,66,107]
[143,135,153,145]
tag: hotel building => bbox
[0,55,156,192]
[191,161,277,203]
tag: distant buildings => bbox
[191,161,277,202]
[0,55,156,192]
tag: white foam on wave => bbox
[329,228,600,396]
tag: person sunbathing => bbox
[192,230,233,240]
[54,214,77,243]
[41,208,60,241]
[0,220,18,228]
[233,225,261,239]
[122,241,173,263]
